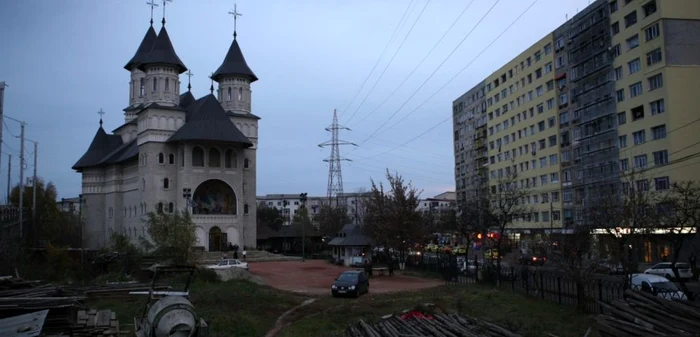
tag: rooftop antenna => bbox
[146,0,159,25]
[186,70,194,91]
[97,108,106,127]
[228,3,243,39]
[161,0,173,26]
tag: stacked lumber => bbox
[345,313,523,337]
[72,309,121,337]
[596,290,700,337]
[67,282,171,299]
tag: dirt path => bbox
[264,298,316,337]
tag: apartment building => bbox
[256,192,370,226]
[453,82,488,205]
[452,0,700,244]
[416,192,457,214]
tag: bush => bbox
[46,243,77,281]
[196,267,221,284]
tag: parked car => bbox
[644,262,693,281]
[594,260,625,275]
[205,259,249,271]
[630,273,688,301]
[519,250,547,266]
[331,271,369,297]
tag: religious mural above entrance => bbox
[193,179,237,215]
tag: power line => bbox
[354,0,504,147]
[347,0,477,129]
[352,0,540,161]
[342,0,432,125]
[3,120,19,138]
[338,0,416,120]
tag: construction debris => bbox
[345,312,523,337]
[596,290,700,337]
[72,309,121,337]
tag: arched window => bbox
[140,78,145,97]
[152,77,158,91]
[238,87,243,100]
[165,77,170,92]
[244,158,249,169]
[169,153,175,164]
[163,178,169,189]
[209,148,221,167]
[244,204,249,214]
[168,202,174,213]
[224,149,234,168]
[192,147,204,167]
[157,202,164,213]
[180,148,185,167]
[142,178,146,191]
[227,87,232,101]
[158,153,164,164]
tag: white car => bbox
[630,273,688,301]
[206,259,249,271]
[643,262,693,281]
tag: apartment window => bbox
[626,34,639,50]
[547,80,554,91]
[610,0,618,13]
[537,104,544,114]
[540,157,547,167]
[629,82,643,97]
[612,44,621,57]
[655,176,670,191]
[648,73,663,90]
[643,0,657,17]
[611,22,620,35]
[539,139,546,149]
[637,179,649,192]
[616,89,625,102]
[547,99,554,110]
[550,172,559,183]
[563,192,572,202]
[549,154,558,165]
[555,37,565,50]
[650,99,665,115]
[562,151,571,162]
[620,158,629,171]
[618,135,627,148]
[646,48,662,66]
[548,117,556,128]
[560,111,569,124]
[653,150,669,165]
[549,135,557,147]
[651,124,667,140]
[540,175,548,185]
[645,23,660,41]
[624,11,637,27]
[559,93,568,106]
[614,67,623,81]
[633,130,646,145]
[631,105,644,120]
[634,154,648,168]
[544,43,552,55]
[628,58,641,74]
[555,56,565,68]
[544,62,553,74]
[535,51,542,61]
[538,121,545,131]
[536,86,543,96]
[617,112,627,125]
[535,68,542,79]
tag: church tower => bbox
[137,18,187,107]
[123,20,157,121]
[211,5,257,114]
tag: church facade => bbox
[72,15,259,251]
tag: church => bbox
[72,9,259,252]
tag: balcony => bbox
[191,214,239,225]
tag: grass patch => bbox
[278,284,596,337]
[87,280,306,337]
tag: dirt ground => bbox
[248,260,443,295]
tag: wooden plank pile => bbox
[71,309,121,337]
[345,313,523,337]
[596,290,700,337]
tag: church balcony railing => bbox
[191,214,239,224]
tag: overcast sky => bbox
[0,0,593,200]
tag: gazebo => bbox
[327,224,372,266]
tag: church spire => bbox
[186,70,193,92]
[98,108,105,127]
[123,2,159,71]
[209,73,214,94]
[211,3,257,83]
[161,0,172,26]
[147,0,158,26]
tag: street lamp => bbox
[300,193,308,262]
[182,188,192,213]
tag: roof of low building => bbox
[328,224,372,246]
[72,126,124,171]
[167,94,253,146]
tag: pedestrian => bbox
[242,249,247,261]
[233,250,238,259]
[388,259,394,276]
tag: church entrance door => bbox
[208,226,227,252]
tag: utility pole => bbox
[6,154,10,203]
[18,122,25,238]
[0,81,6,192]
[300,192,308,262]
[25,139,38,225]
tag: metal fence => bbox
[413,254,697,313]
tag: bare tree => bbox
[317,205,350,237]
[363,170,427,269]
[587,171,659,284]
[655,181,700,294]
[546,226,598,310]
[455,196,491,259]
[486,173,531,286]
